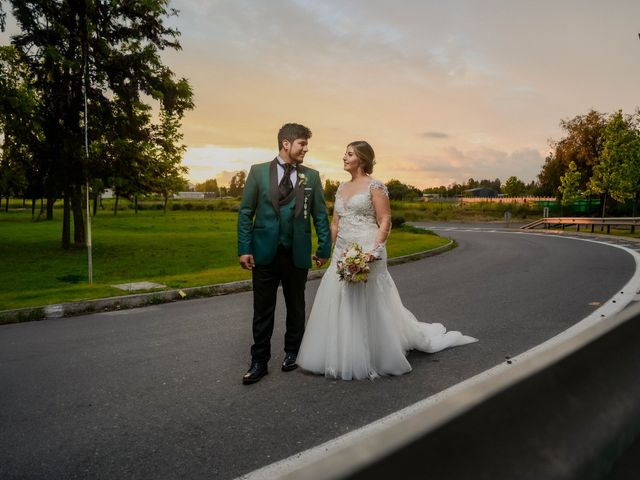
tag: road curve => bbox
[0,227,636,480]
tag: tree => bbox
[228,170,247,197]
[151,108,190,212]
[323,179,340,202]
[502,176,526,197]
[627,110,640,216]
[101,100,155,215]
[447,182,465,197]
[6,0,193,247]
[0,45,43,214]
[588,111,640,216]
[423,185,448,197]
[0,151,27,211]
[537,153,563,197]
[538,110,608,197]
[482,178,502,192]
[195,178,219,193]
[555,110,608,187]
[467,177,479,189]
[385,179,410,200]
[523,180,539,197]
[385,179,422,200]
[147,67,194,211]
[558,161,582,207]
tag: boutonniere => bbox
[298,173,307,187]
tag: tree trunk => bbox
[62,193,71,249]
[134,194,138,214]
[163,194,168,213]
[46,197,55,220]
[601,194,607,218]
[4,195,8,213]
[93,194,98,217]
[31,198,36,218]
[114,194,119,215]
[72,186,85,247]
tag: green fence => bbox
[535,198,601,214]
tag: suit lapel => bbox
[269,158,280,216]
[294,165,305,218]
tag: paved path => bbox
[0,227,636,479]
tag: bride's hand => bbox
[367,243,384,262]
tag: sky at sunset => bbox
[3,1,640,188]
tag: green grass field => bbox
[0,201,449,310]
[390,199,546,222]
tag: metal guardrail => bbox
[270,302,640,480]
[521,217,640,233]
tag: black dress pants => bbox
[250,247,308,363]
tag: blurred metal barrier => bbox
[278,302,640,480]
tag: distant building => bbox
[464,187,497,198]
[174,192,205,199]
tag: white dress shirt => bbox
[276,156,298,185]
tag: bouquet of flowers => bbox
[336,243,372,283]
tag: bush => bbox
[171,203,182,210]
[391,215,406,229]
[403,211,422,221]
[398,225,433,235]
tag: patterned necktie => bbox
[279,163,294,200]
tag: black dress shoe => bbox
[281,352,298,372]
[243,361,268,384]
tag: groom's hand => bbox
[313,255,328,267]
[239,254,255,270]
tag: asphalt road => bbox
[0,228,636,479]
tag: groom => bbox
[238,123,331,384]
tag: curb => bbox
[0,240,455,325]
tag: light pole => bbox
[81,3,93,284]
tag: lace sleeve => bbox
[370,179,391,258]
[369,179,389,197]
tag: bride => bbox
[297,141,477,380]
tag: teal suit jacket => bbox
[238,158,331,269]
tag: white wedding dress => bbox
[297,179,477,380]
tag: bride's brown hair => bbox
[348,141,375,174]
